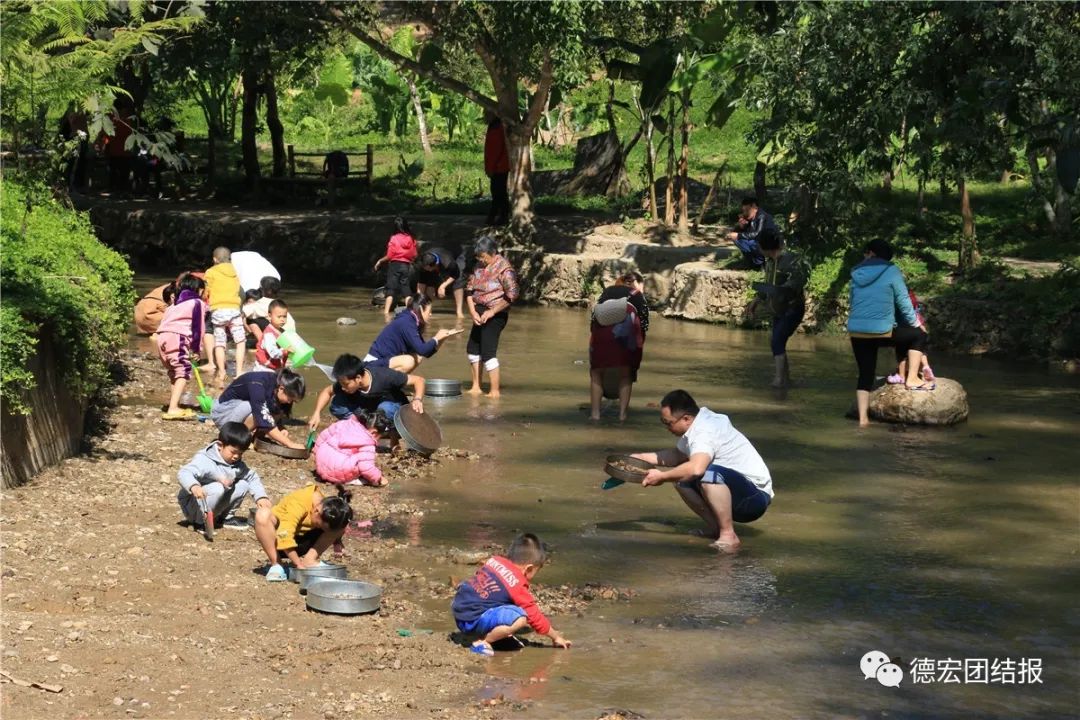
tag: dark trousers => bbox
[487,172,510,225]
[851,326,928,391]
[108,156,131,192]
[466,311,508,362]
[770,305,805,356]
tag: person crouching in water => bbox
[313,410,393,487]
[451,533,572,656]
[254,484,353,582]
[364,293,460,373]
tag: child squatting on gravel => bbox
[451,533,572,656]
[176,422,270,531]
[254,484,353,582]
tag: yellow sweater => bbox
[272,484,322,551]
[205,262,241,311]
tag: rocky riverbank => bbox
[0,352,630,720]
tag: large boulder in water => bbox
[869,377,969,425]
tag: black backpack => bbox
[323,151,349,179]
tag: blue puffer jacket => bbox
[847,258,918,335]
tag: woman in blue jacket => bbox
[847,240,930,426]
[364,294,459,372]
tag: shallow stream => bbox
[139,279,1080,718]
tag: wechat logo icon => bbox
[861,650,903,688]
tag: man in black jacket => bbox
[727,196,778,267]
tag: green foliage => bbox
[0,180,135,414]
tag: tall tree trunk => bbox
[958,176,978,271]
[664,97,676,226]
[677,89,690,234]
[240,68,260,189]
[264,70,286,178]
[206,124,217,185]
[916,177,925,215]
[754,159,767,201]
[406,74,432,157]
[505,122,535,236]
[1027,149,1058,225]
[645,117,658,219]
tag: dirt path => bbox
[1,353,619,719]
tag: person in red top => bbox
[451,533,572,656]
[483,112,510,227]
[100,98,135,194]
[373,216,419,320]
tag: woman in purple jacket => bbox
[363,294,460,372]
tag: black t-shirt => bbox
[360,365,409,408]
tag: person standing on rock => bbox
[465,236,519,398]
[726,196,778,267]
[484,111,511,227]
[744,229,808,388]
[847,239,930,427]
[630,390,773,551]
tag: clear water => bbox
[140,279,1080,718]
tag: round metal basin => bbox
[289,563,348,592]
[305,579,383,615]
[394,405,443,456]
[425,378,462,397]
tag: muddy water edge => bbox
[8,276,1078,719]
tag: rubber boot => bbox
[772,354,788,388]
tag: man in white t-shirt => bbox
[632,389,773,550]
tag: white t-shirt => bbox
[245,297,296,332]
[676,407,773,497]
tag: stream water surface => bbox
[139,279,1080,718]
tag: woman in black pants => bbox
[465,236,520,398]
[847,240,929,426]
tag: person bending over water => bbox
[465,236,519,398]
[364,293,460,373]
[631,390,773,551]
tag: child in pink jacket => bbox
[313,411,393,487]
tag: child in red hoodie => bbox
[373,216,418,320]
[451,533,572,656]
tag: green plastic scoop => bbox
[191,365,214,414]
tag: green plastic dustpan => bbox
[192,365,214,413]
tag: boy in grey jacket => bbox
[177,422,270,531]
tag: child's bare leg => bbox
[213,343,227,380]
[904,349,926,387]
[454,288,465,318]
[479,616,529,647]
[233,341,245,376]
[383,295,394,319]
[254,508,280,565]
[167,377,187,414]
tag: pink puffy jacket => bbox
[313,416,383,485]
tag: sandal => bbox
[886,373,904,384]
[162,409,195,421]
[922,365,936,382]
[265,564,288,582]
[469,641,494,657]
[907,382,936,391]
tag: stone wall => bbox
[1,339,88,489]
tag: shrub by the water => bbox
[1,181,135,414]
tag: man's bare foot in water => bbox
[689,528,720,540]
[465,385,483,396]
[485,391,500,399]
[710,532,741,551]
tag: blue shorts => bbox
[678,464,772,523]
[456,605,526,635]
[329,395,402,422]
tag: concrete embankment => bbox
[86,200,754,323]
